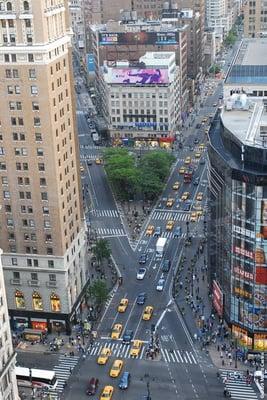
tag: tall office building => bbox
[244,0,267,38]
[208,39,267,351]
[0,0,87,334]
[0,249,19,400]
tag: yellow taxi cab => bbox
[202,117,208,123]
[142,306,153,321]
[196,209,203,217]
[196,192,203,201]
[111,323,123,339]
[185,156,191,165]
[146,225,154,236]
[109,359,123,378]
[190,212,197,222]
[100,385,114,400]
[195,152,201,159]
[172,181,180,190]
[166,198,174,207]
[199,143,205,151]
[179,166,186,174]
[166,220,174,231]
[205,128,209,134]
[117,298,129,313]
[181,192,190,201]
[95,158,102,165]
[80,165,85,173]
[130,340,143,357]
[97,347,112,365]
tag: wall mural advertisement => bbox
[111,68,169,84]
[99,31,180,46]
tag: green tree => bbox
[140,151,175,181]
[139,169,163,200]
[209,64,221,75]
[92,238,111,265]
[86,279,109,307]
[224,30,237,46]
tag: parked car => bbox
[86,377,99,396]
[118,372,131,390]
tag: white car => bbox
[156,278,165,292]
[136,267,147,280]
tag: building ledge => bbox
[0,352,16,380]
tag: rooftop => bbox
[221,96,267,148]
[225,39,267,84]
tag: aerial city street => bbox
[0,1,266,400]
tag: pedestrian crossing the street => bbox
[90,209,120,218]
[152,211,191,222]
[86,341,196,365]
[219,369,259,400]
[49,354,80,397]
[96,227,126,237]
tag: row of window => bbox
[0,1,30,11]
[8,101,40,111]
[15,291,61,313]
[111,92,169,99]
[0,147,44,156]
[2,33,33,44]
[2,176,46,186]
[1,18,31,28]
[0,132,43,142]
[13,271,56,281]
[9,232,53,244]
[11,258,53,267]
[6,218,52,229]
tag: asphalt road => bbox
[61,66,229,400]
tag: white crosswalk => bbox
[86,341,196,365]
[160,231,187,239]
[49,355,80,397]
[161,348,197,364]
[219,369,259,400]
[96,227,126,237]
[152,211,191,221]
[80,153,97,160]
[90,209,120,218]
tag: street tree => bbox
[92,238,111,265]
[140,151,175,181]
[86,279,109,308]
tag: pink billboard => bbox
[111,68,169,84]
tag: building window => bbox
[23,1,29,11]
[35,132,42,142]
[31,85,38,95]
[11,257,17,265]
[50,293,61,312]
[32,102,39,111]
[31,272,38,281]
[15,290,25,309]
[32,291,43,311]
[34,117,41,126]
[6,2,12,11]
[29,69,36,79]
[48,260,54,267]
[25,19,31,28]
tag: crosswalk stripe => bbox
[177,350,184,363]
[219,369,259,399]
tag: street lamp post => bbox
[234,338,238,369]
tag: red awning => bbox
[159,137,174,143]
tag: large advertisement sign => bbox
[99,31,180,46]
[111,68,169,84]
[212,280,223,317]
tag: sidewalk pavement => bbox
[173,226,258,374]
[14,251,118,357]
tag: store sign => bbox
[99,31,180,46]
[233,266,253,281]
[212,280,223,317]
[233,225,255,238]
[233,246,254,260]
[234,287,252,299]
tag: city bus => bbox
[15,366,57,390]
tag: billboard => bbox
[99,31,180,46]
[212,280,223,317]
[111,68,169,84]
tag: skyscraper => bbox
[0,0,87,334]
[0,249,19,400]
[244,0,267,38]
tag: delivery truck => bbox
[156,237,167,259]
